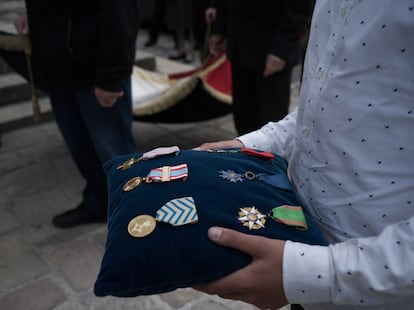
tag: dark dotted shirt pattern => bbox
[238,1,414,309]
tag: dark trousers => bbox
[231,59,292,135]
[148,0,167,43]
[48,78,137,216]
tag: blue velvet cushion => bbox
[94,148,327,297]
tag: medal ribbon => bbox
[117,146,180,170]
[256,173,293,190]
[143,146,180,159]
[269,205,308,230]
[148,164,188,182]
[241,148,275,160]
[156,197,198,226]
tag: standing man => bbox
[15,0,140,228]
[209,0,313,134]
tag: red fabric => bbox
[168,52,232,97]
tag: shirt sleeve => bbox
[283,215,414,306]
[237,108,298,160]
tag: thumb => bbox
[208,227,267,257]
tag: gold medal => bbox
[123,177,144,191]
[117,157,138,170]
[238,206,266,230]
[128,215,156,238]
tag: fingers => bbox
[94,87,124,107]
[195,140,244,151]
[14,15,29,34]
[263,55,286,77]
[195,227,287,309]
[207,227,269,258]
[205,8,217,24]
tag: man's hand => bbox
[205,7,217,24]
[194,227,288,310]
[94,87,124,107]
[263,54,286,77]
[194,139,244,151]
[14,15,29,35]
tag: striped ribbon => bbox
[148,164,188,182]
[270,205,308,230]
[156,197,198,226]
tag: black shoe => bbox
[183,54,194,63]
[52,205,107,229]
[168,52,186,60]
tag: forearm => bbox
[283,215,414,305]
[237,108,298,160]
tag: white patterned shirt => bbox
[238,1,414,309]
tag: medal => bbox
[117,157,143,171]
[238,205,308,231]
[203,149,240,154]
[219,169,263,183]
[128,197,198,238]
[238,206,267,230]
[123,164,188,192]
[128,215,157,237]
[123,176,146,191]
[117,146,180,170]
[219,169,293,190]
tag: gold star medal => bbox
[238,206,267,230]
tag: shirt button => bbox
[341,7,347,17]
[316,69,323,80]
[302,128,310,137]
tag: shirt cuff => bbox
[283,241,332,304]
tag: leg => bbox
[75,78,138,163]
[146,0,167,47]
[48,79,137,227]
[48,87,109,227]
[255,67,292,126]
[231,59,257,135]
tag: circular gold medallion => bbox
[123,177,142,191]
[128,215,156,238]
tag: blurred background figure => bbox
[192,0,214,62]
[208,0,313,135]
[15,0,140,228]
[144,0,167,47]
[166,0,196,63]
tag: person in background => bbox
[166,0,196,63]
[15,0,139,228]
[144,0,167,47]
[194,1,414,309]
[192,0,214,62]
[208,0,313,135]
